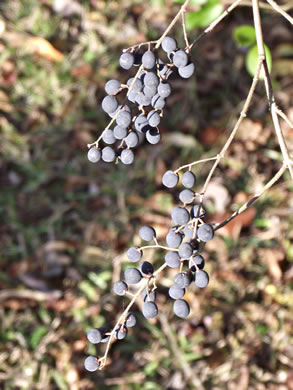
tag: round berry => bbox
[178,242,193,259]
[174,272,192,288]
[125,132,139,148]
[178,62,195,79]
[113,280,128,296]
[139,226,156,241]
[194,270,209,288]
[173,50,188,68]
[179,189,194,204]
[141,261,154,275]
[127,246,142,262]
[165,251,180,268]
[102,146,116,162]
[157,82,171,98]
[142,301,158,319]
[162,170,179,188]
[169,284,185,300]
[102,129,116,145]
[166,228,183,248]
[88,147,101,163]
[124,268,142,284]
[120,149,135,165]
[197,224,214,242]
[84,356,99,372]
[87,328,102,344]
[182,171,196,188]
[146,128,161,144]
[101,95,118,114]
[162,36,177,53]
[105,79,120,95]
[173,299,190,318]
[120,52,134,69]
[142,51,156,69]
[171,206,190,225]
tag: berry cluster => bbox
[84,167,214,371]
[87,36,195,165]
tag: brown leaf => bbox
[27,37,64,62]
[71,64,92,78]
[258,248,284,281]
[215,207,256,239]
[199,126,224,145]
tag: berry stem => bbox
[139,244,178,252]
[174,156,217,174]
[98,262,168,369]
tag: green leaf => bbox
[88,271,111,289]
[186,0,224,30]
[29,326,47,349]
[144,360,159,376]
[233,25,256,47]
[245,44,272,80]
[79,280,97,301]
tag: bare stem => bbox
[181,11,190,50]
[139,244,177,252]
[155,0,191,49]
[199,59,263,197]
[275,107,293,129]
[188,0,243,50]
[214,163,288,231]
[266,0,293,24]
[174,156,218,174]
[252,0,293,179]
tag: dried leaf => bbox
[71,64,92,78]
[200,126,224,145]
[27,37,64,62]
[258,248,284,281]
[215,207,256,239]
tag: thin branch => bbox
[174,156,218,174]
[200,59,263,196]
[98,262,168,369]
[214,163,287,230]
[266,0,293,24]
[139,244,177,252]
[181,11,190,51]
[188,0,243,50]
[275,107,293,129]
[224,0,293,11]
[252,0,293,179]
[155,0,191,49]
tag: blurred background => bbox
[0,0,293,389]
